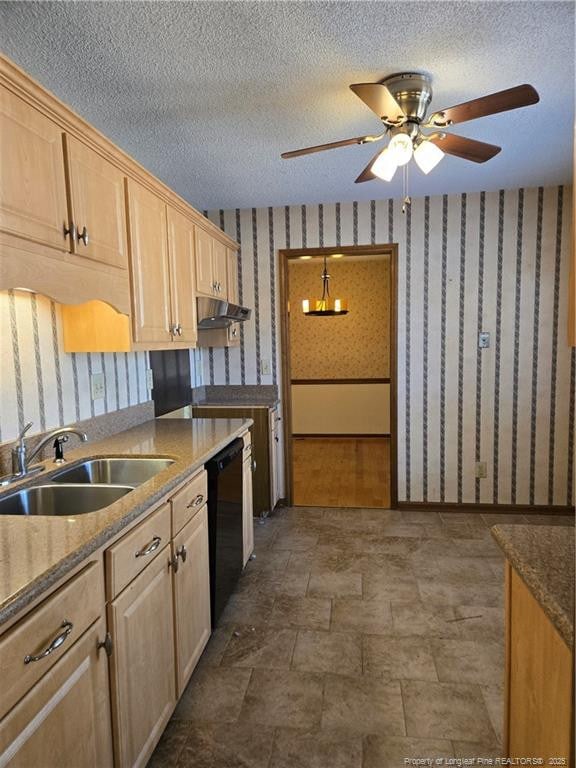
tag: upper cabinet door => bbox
[227,248,239,304]
[0,86,68,251]
[126,179,171,344]
[195,227,214,297]
[64,135,128,270]
[167,206,197,346]
[212,238,228,298]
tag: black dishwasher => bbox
[206,439,244,627]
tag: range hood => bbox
[196,297,251,329]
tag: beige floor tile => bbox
[292,630,362,675]
[147,720,191,768]
[363,635,438,681]
[331,598,393,634]
[269,595,331,630]
[363,735,454,768]
[218,593,275,627]
[307,570,362,598]
[322,674,405,735]
[244,549,291,573]
[177,722,275,768]
[401,510,442,524]
[271,531,319,551]
[220,626,297,670]
[452,740,503,759]
[431,639,504,686]
[235,570,310,598]
[197,624,234,667]
[270,728,363,768]
[481,685,505,744]
[239,669,324,729]
[417,580,503,608]
[402,680,496,742]
[391,601,461,638]
[523,514,575,526]
[414,557,498,585]
[364,572,420,601]
[453,606,505,642]
[481,513,528,525]
[439,512,488,524]
[172,666,252,723]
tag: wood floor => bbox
[292,437,391,508]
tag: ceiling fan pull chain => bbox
[402,165,412,214]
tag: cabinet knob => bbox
[171,323,183,337]
[77,226,89,246]
[177,544,187,563]
[63,223,76,243]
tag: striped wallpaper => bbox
[0,291,205,445]
[205,185,575,507]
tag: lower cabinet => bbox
[172,506,211,696]
[0,617,113,768]
[108,547,176,768]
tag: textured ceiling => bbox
[1,1,574,210]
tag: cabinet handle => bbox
[177,544,187,563]
[135,535,161,558]
[24,620,73,664]
[187,493,204,509]
[77,226,89,246]
[63,223,76,243]
[231,327,237,337]
[169,553,179,573]
[170,323,183,337]
[97,632,113,658]
[252,459,257,472]
[176,324,183,337]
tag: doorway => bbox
[279,245,398,509]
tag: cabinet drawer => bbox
[171,469,208,536]
[0,560,103,720]
[106,502,171,599]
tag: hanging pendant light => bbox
[302,254,348,316]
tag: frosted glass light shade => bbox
[388,133,413,166]
[414,140,444,174]
[371,148,398,181]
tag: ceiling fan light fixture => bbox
[388,133,413,166]
[371,147,398,181]
[414,139,444,174]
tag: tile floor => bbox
[148,507,575,768]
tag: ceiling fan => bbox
[281,73,539,183]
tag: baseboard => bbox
[292,433,391,439]
[398,501,574,516]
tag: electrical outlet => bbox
[475,461,487,479]
[146,368,154,391]
[261,359,271,376]
[478,332,490,349]
[90,372,105,401]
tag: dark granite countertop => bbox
[491,523,574,649]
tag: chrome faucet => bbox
[11,422,88,477]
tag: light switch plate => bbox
[475,461,487,479]
[146,368,154,391]
[261,359,271,376]
[90,372,105,401]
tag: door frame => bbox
[278,243,399,509]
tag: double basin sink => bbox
[0,458,174,517]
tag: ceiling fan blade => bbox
[354,148,385,183]
[427,84,539,127]
[281,134,383,159]
[350,83,406,124]
[428,133,501,163]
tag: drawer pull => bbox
[177,544,187,563]
[24,620,73,664]
[135,536,161,558]
[187,493,204,509]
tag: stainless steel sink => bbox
[0,484,133,516]
[51,457,174,487]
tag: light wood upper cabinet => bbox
[108,546,176,768]
[64,134,128,270]
[227,247,239,304]
[0,618,113,768]
[0,85,68,251]
[172,506,211,695]
[195,227,230,299]
[126,178,172,345]
[167,206,198,346]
